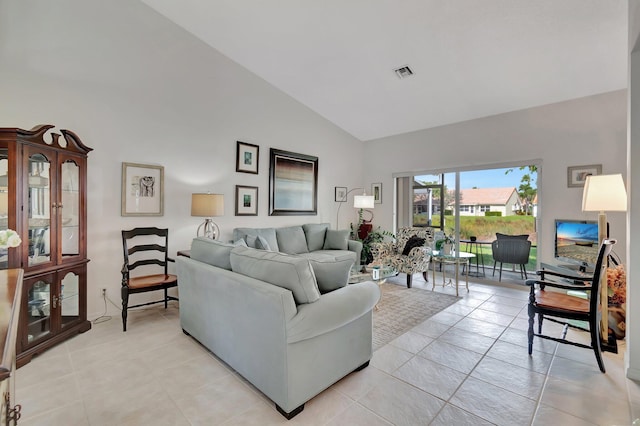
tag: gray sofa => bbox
[233,224,363,293]
[176,237,380,419]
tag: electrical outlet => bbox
[101,288,106,297]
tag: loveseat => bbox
[176,237,380,419]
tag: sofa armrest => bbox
[286,281,380,344]
[348,240,363,264]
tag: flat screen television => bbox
[554,219,601,272]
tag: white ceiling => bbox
[141,0,628,141]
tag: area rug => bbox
[373,282,460,350]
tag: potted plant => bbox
[350,223,393,267]
[435,233,454,255]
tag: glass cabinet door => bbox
[60,271,80,328]
[26,277,52,345]
[60,160,80,258]
[27,152,52,267]
[0,148,9,269]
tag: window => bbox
[480,205,490,212]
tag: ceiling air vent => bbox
[394,65,414,79]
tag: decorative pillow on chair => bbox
[402,236,426,255]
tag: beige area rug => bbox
[373,282,460,350]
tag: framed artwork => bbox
[335,186,347,202]
[372,182,382,204]
[236,141,259,174]
[121,162,164,216]
[567,164,602,187]
[269,148,318,216]
[235,185,258,216]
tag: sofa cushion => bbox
[302,223,330,252]
[190,237,235,270]
[233,227,280,252]
[230,246,320,304]
[299,252,354,293]
[323,229,350,250]
[402,236,426,255]
[276,226,309,255]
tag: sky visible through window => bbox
[444,167,534,189]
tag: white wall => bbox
[627,0,640,383]
[0,0,365,318]
[364,90,628,267]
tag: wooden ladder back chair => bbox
[121,227,178,332]
[526,239,615,373]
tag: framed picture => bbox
[121,162,164,216]
[235,185,258,216]
[236,141,259,174]
[372,182,382,204]
[567,164,602,187]
[335,186,347,202]
[269,148,318,216]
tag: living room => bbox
[2,0,639,424]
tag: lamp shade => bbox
[582,174,627,212]
[353,194,374,209]
[191,193,224,217]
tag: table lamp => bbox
[581,173,627,342]
[191,193,224,240]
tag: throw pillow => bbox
[255,235,272,251]
[402,236,426,256]
[323,229,350,250]
[233,239,248,247]
[302,252,355,293]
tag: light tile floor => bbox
[15,275,640,425]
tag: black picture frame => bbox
[235,185,258,216]
[236,141,259,174]
[335,186,347,202]
[269,148,318,216]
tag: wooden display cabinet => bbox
[0,125,92,367]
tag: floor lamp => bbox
[335,187,374,229]
[191,193,224,240]
[581,173,627,343]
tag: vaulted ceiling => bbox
[141,0,627,141]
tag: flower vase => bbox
[442,243,453,255]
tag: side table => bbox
[431,251,473,296]
[461,239,489,277]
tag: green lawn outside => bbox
[414,213,538,270]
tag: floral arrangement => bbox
[0,229,21,249]
[606,264,626,306]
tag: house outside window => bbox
[480,205,490,212]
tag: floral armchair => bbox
[371,227,434,288]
